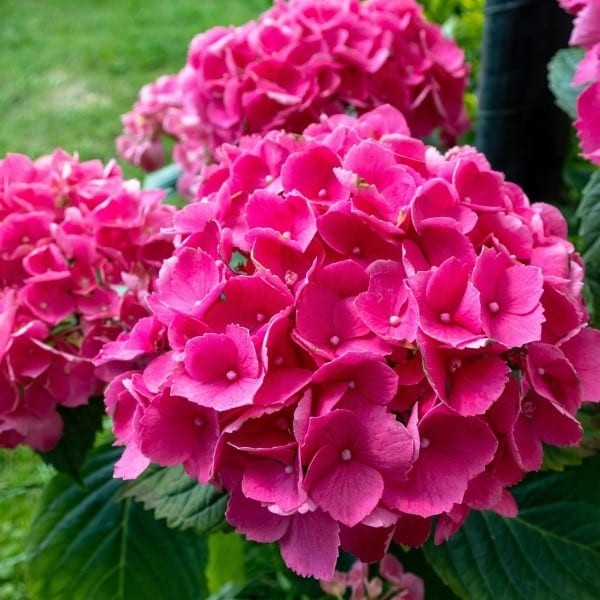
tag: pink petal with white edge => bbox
[114,443,151,480]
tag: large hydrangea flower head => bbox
[558,0,600,165]
[100,105,600,579]
[0,150,175,451]
[117,0,469,196]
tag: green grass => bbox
[0,0,271,175]
[0,448,53,600]
[0,2,270,597]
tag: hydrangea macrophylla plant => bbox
[0,150,174,451]
[558,0,600,164]
[97,105,600,580]
[117,0,469,197]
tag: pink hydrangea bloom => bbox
[99,106,599,580]
[0,150,174,451]
[557,0,600,164]
[117,0,469,197]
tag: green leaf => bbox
[143,162,181,191]
[542,406,600,471]
[143,163,186,207]
[577,171,600,262]
[26,444,208,600]
[548,47,585,119]
[575,171,600,326]
[424,454,600,599]
[121,464,229,534]
[38,397,105,482]
[206,532,246,593]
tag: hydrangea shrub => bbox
[558,0,600,164]
[97,105,600,579]
[0,150,174,451]
[117,0,469,196]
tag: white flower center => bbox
[488,301,500,313]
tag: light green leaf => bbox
[121,464,229,534]
[143,163,186,206]
[424,454,600,599]
[206,532,246,593]
[143,162,181,191]
[548,47,585,119]
[26,445,207,600]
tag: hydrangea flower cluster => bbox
[0,150,174,451]
[117,0,469,196]
[98,105,600,580]
[320,554,424,600]
[559,0,600,164]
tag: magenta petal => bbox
[304,444,384,527]
[242,458,306,512]
[21,280,76,324]
[279,510,340,580]
[422,339,509,416]
[245,190,317,253]
[151,247,222,319]
[177,324,262,410]
[384,406,497,517]
[226,489,288,543]
[510,417,544,472]
[139,393,218,480]
[339,522,394,564]
[561,328,600,403]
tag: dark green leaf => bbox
[26,444,208,600]
[548,47,585,119]
[121,464,229,534]
[38,397,105,482]
[577,171,600,262]
[542,406,600,471]
[424,454,600,599]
